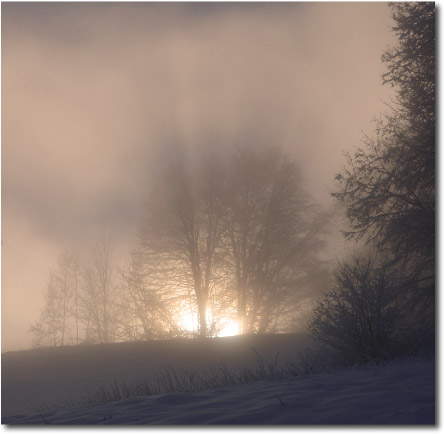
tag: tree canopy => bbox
[326,3,435,350]
[333,3,435,283]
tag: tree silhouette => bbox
[30,251,76,347]
[331,3,435,345]
[30,274,64,348]
[138,154,226,338]
[225,146,327,334]
[309,253,404,361]
[80,231,119,344]
[333,3,435,296]
[137,146,328,337]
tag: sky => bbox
[2,2,396,352]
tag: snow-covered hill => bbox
[4,358,435,425]
[2,333,312,418]
[1,334,435,425]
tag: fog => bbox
[2,3,395,351]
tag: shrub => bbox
[308,254,405,362]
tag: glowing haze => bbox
[2,3,395,351]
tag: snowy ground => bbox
[1,335,435,425]
[2,334,312,418]
[3,358,435,425]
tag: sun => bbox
[178,309,239,337]
[217,319,239,337]
[178,311,197,333]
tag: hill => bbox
[4,356,435,424]
[2,333,313,417]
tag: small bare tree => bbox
[30,251,78,347]
[80,230,119,344]
[30,274,64,348]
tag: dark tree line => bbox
[310,3,435,360]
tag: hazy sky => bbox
[2,2,395,351]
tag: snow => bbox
[2,334,313,417]
[1,335,435,425]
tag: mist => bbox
[1,1,437,426]
[2,3,394,351]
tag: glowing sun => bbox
[178,310,239,337]
[217,319,239,337]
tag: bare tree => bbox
[31,234,125,347]
[80,231,119,344]
[225,146,327,334]
[52,251,74,346]
[30,274,64,348]
[119,249,178,340]
[309,252,407,361]
[30,250,80,347]
[139,153,226,338]
[69,252,81,345]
